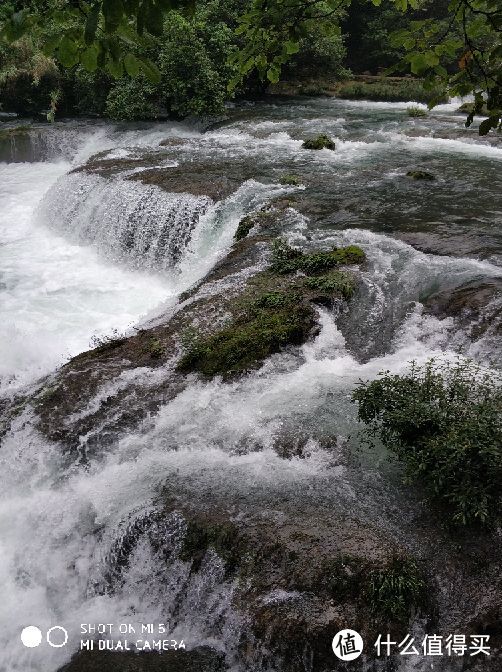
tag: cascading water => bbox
[0,99,501,672]
[38,171,214,269]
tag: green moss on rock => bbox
[407,106,427,117]
[234,209,275,241]
[303,270,356,299]
[279,174,302,186]
[142,337,164,359]
[302,134,335,150]
[234,215,255,241]
[406,170,435,181]
[271,239,365,275]
[177,289,315,377]
[0,125,32,141]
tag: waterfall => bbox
[37,171,213,270]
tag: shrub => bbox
[0,37,60,114]
[407,105,427,117]
[365,557,427,623]
[353,361,502,526]
[158,12,237,117]
[271,239,365,275]
[105,77,161,121]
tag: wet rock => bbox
[74,154,242,201]
[128,165,241,201]
[406,170,435,180]
[394,231,502,259]
[423,278,502,340]
[302,134,336,151]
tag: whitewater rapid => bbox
[0,98,501,672]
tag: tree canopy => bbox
[1,0,501,132]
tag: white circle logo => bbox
[332,629,364,661]
[21,626,43,648]
[47,626,68,648]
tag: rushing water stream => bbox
[0,97,501,672]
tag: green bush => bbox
[353,361,502,526]
[0,37,60,114]
[283,18,350,81]
[158,11,237,117]
[105,77,161,121]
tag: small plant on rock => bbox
[407,106,427,118]
[271,239,365,275]
[279,174,302,186]
[303,271,356,300]
[365,556,427,623]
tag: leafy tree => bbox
[1,0,501,131]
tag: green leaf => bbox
[41,34,60,57]
[58,36,80,68]
[81,44,99,71]
[139,57,161,84]
[106,56,124,78]
[424,52,440,67]
[124,52,140,76]
[409,53,428,75]
[284,40,299,55]
[266,66,280,84]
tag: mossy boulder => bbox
[233,209,276,241]
[406,106,427,118]
[177,240,364,378]
[177,289,316,377]
[406,170,435,181]
[301,134,336,151]
[271,239,365,275]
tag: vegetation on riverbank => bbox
[337,79,448,105]
[353,360,502,527]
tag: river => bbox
[0,97,501,672]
